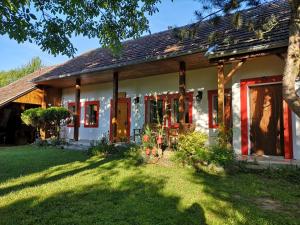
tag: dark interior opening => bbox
[0,103,39,145]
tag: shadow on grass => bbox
[189,169,300,224]
[0,146,89,183]
[0,173,207,225]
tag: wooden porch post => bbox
[74,78,81,141]
[217,62,225,126]
[179,61,186,131]
[112,71,119,142]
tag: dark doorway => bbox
[249,84,284,156]
[0,103,39,145]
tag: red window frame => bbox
[168,92,193,128]
[144,92,193,128]
[84,101,100,128]
[67,102,80,127]
[208,89,231,129]
[144,95,168,126]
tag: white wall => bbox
[61,55,300,159]
[292,81,300,159]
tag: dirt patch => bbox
[254,197,283,211]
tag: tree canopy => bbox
[0,57,42,87]
[1,0,161,57]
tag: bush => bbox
[41,107,70,140]
[89,136,115,156]
[174,131,209,166]
[21,107,70,141]
[208,144,235,167]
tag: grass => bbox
[0,146,299,225]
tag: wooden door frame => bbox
[240,75,293,159]
[109,97,131,141]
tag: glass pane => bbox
[172,97,191,124]
[149,100,163,124]
[68,105,76,126]
[172,99,179,123]
[86,104,98,125]
[213,95,218,125]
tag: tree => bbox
[188,0,300,117]
[1,0,161,57]
[0,57,42,87]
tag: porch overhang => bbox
[34,52,211,88]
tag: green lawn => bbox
[0,146,299,225]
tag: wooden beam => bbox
[112,71,119,142]
[179,61,186,131]
[224,59,246,84]
[74,78,81,141]
[209,47,287,64]
[276,53,285,62]
[217,62,225,125]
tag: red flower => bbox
[156,136,163,144]
[143,135,149,142]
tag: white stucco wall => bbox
[61,55,300,159]
[292,81,300,159]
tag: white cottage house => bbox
[33,0,300,160]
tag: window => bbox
[208,90,231,128]
[84,101,99,128]
[170,93,193,127]
[146,98,164,124]
[145,93,193,128]
[67,102,80,127]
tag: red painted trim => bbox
[67,102,80,127]
[240,75,293,159]
[283,101,293,159]
[207,89,231,129]
[109,98,131,141]
[84,101,99,128]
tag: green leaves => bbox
[0,0,161,57]
[0,57,42,87]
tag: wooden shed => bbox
[0,67,61,145]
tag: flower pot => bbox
[145,148,150,155]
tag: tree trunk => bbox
[283,1,300,118]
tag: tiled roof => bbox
[0,66,56,108]
[34,0,289,82]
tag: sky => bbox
[0,0,201,71]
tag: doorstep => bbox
[237,155,300,167]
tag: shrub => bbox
[89,136,115,156]
[21,107,44,138]
[208,144,235,167]
[174,131,209,166]
[41,107,70,140]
